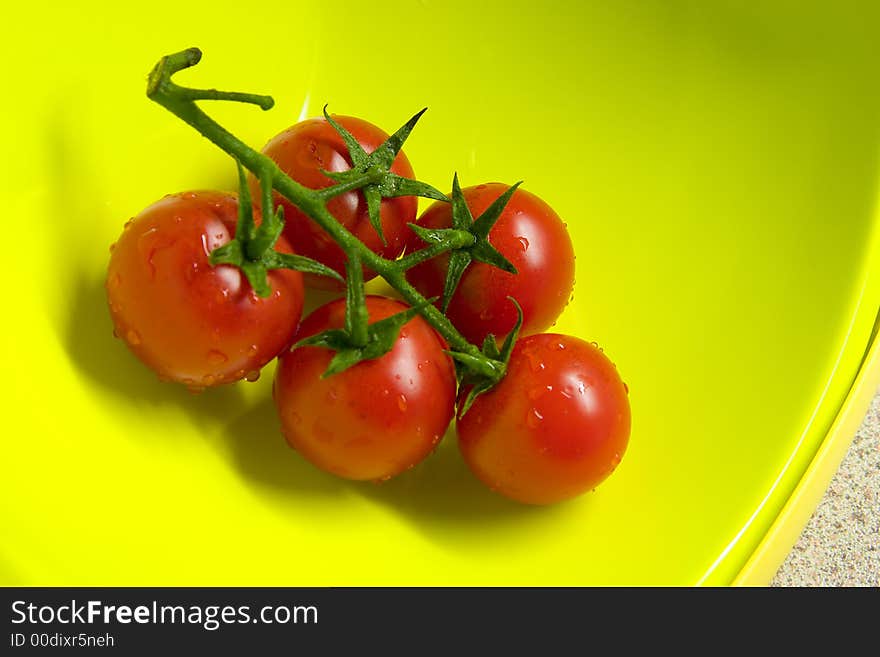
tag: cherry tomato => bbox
[406,183,575,345]
[106,190,304,389]
[457,333,630,505]
[254,115,417,287]
[274,296,456,481]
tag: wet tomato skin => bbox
[457,333,630,505]
[274,296,456,481]
[106,190,304,388]
[406,183,575,345]
[255,115,417,287]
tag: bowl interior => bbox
[3,0,880,584]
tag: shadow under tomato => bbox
[354,426,553,529]
[47,100,252,428]
[219,397,345,497]
[218,398,558,534]
[64,273,250,424]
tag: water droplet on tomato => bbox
[526,408,544,428]
[174,215,182,224]
[110,272,122,288]
[245,370,260,382]
[527,385,552,400]
[479,308,493,321]
[184,261,198,283]
[397,394,408,412]
[516,236,529,251]
[124,218,133,228]
[207,349,228,365]
[235,368,245,379]
[109,242,116,253]
[112,327,119,338]
[525,352,545,373]
[182,192,197,200]
[249,344,259,354]
[202,374,216,386]
[623,382,629,394]
[590,341,598,348]
[126,329,141,346]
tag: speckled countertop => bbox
[771,390,880,586]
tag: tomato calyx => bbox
[294,231,441,376]
[449,297,524,416]
[410,174,521,312]
[294,297,437,377]
[319,106,448,245]
[208,163,343,296]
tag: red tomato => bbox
[457,333,630,505]
[106,190,304,389]
[274,296,457,481]
[255,115,417,287]
[406,183,575,345]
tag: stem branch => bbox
[147,49,501,375]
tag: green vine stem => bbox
[147,47,505,379]
[344,253,369,348]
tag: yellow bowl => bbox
[3,0,879,585]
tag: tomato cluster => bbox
[107,109,630,505]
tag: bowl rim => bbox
[731,310,880,585]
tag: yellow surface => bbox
[2,1,880,585]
